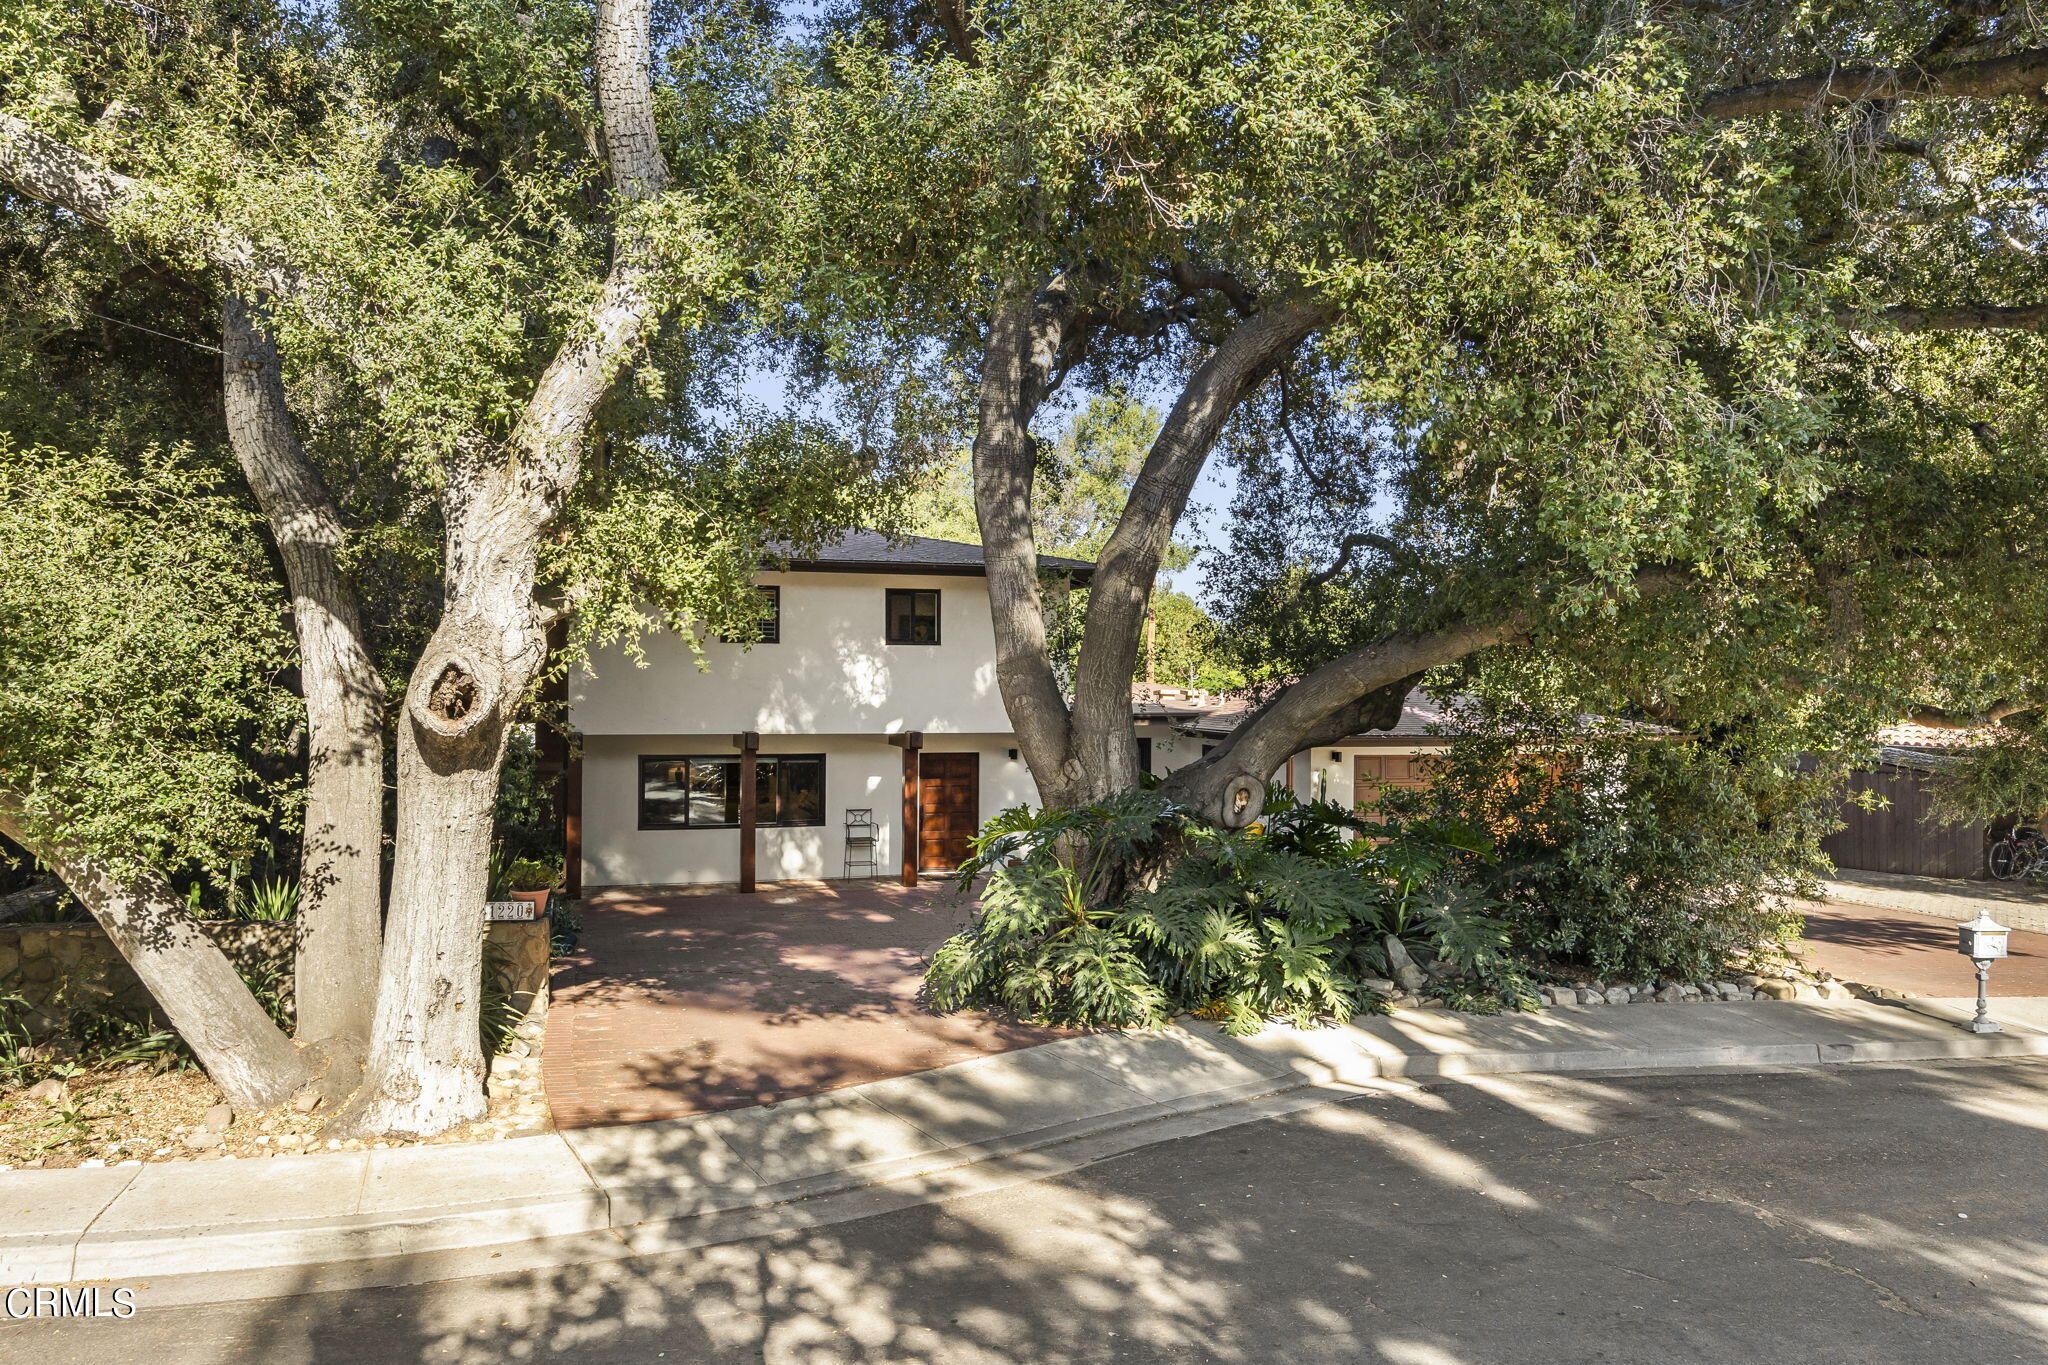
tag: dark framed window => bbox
[885,588,940,645]
[717,586,780,644]
[1136,737,1153,775]
[638,753,826,829]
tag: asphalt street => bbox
[7,1057,2048,1364]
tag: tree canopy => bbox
[751,0,2048,820]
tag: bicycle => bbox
[1986,826,2048,881]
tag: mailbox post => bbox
[1957,911,2010,1035]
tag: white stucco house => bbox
[561,530,1474,894]
[563,532,1091,892]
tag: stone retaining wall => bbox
[0,919,549,1055]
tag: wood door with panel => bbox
[1353,754,1431,815]
[918,752,980,874]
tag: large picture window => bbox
[885,588,940,645]
[638,753,826,829]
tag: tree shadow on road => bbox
[13,1058,2048,1364]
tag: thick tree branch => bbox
[222,295,386,1049]
[594,0,673,202]
[1842,300,2048,332]
[974,276,1085,787]
[1165,568,1697,821]
[1905,699,2037,729]
[0,788,310,1109]
[1700,47,2048,119]
[1067,299,1332,779]
[494,0,675,521]
[0,113,302,299]
[1182,617,1530,804]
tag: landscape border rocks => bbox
[1373,962,1851,1012]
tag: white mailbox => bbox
[1959,911,2010,961]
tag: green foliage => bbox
[491,729,562,868]
[485,844,560,901]
[1405,713,1818,985]
[478,943,523,1058]
[926,790,1531,1033]
[0,443,296,877]
[1925,719,2048,829]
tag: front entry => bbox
[918,752,980,874]
[1354,753,1429,814]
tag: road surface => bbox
[7,1058,2048,1363]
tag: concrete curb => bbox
[6,998,2045,1289]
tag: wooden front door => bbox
[1354,754,1430,814]
[918,752,980,873]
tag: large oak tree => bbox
[0,0,903,1133]
[773,0,2048,826]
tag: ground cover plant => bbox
[925,789,1538,1033]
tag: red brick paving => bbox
[542,879,1062,1129]
[1800,898,2048,998]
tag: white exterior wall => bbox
[1300,743,1444,810]
[579,733,1039,889]
[1134,723,1443,811]
[1136,722,1211,778]
[570,570,1012,737]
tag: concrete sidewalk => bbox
[7,997,2045,1293]
[1824,868,2048,934]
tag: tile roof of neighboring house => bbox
[1875,745,1967,773]
[1871,721,2002,751]
[770,530,1094,580]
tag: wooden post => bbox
[890,731,923,888]
[563,733,583,898]
[735,731,760,894]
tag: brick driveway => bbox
[542,880,1061,1129]
[1800,898,2048,998]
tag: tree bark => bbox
[222,297,386,1053]
[1160,621,1527,824]
[1066,301,1329,799]
[331,0,678,1137]
[1699,47,2048,119]
[973,279,1085,801]
[0,791,310,1110]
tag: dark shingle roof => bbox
[768,530,1093,580]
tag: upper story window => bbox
[638,753,826,830]
[716,586,779,644]
[886,588,940,645]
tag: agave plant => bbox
[226,870,300,922]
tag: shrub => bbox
[925,789,1535,1034]
[1404,731,1816,983]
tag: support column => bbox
[539,619,580,897]
[890,731,924,888]
[735,730,760,894]
[563,734,583,898]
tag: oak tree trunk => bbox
[328,603,541,1137]
[0,794,311,1110]
[222,297,386,1058]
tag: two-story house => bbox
[565,531,1091,893]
